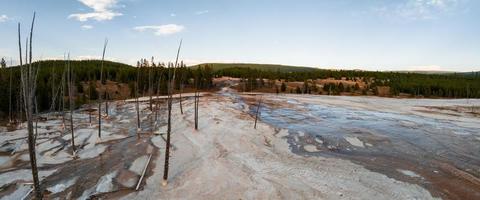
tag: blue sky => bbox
[0,0,479,71]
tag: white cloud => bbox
[170,13,177,17]
[376,0,460,20]
[0,14,9,22]
[69,0,122,21]
[133,24,185,36]
[195,10,209,15]
[81,25,94,30]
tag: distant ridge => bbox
[192,63,478,76]
[190,63,318,73]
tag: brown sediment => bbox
[41,135,157,199]
[0,183,19,198]
[292,134,480,200]
[252,93,480,200]
[353,155,480,200]
[0,153,29,172]
[417,106,480,117]
[92,141,160,199]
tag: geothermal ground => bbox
[0,87,479,200]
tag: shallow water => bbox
[240,94,480,200]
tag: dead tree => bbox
[136,62,141,133]
[105,91,109,116]
[49,66,56,114]
[179,62,184,114]
[254,96,262,129]
[88,72,93,126]
[18,12,42,199]
[149,57,153,111]
[193,74,199,130]
[194,90,199,130]
[17,82,23,123]
[163,40,182,186]
[67,54,76,154]
[8,59,13,123]
[105,71,109,117]
[148,59,154,133]
[193,67,200,130]
[154,67,162,122]
[61,59,66,130]
[34,98,38,142]
[98,39,108,138]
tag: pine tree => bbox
[0,58,6,68]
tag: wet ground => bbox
[0,100,166,199]
[239,93,480,200]
[1,88,479,199]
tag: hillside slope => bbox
[191,63,318,72]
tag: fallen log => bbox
[135,153,153,191]
[21,187,33,200]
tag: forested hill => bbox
[194,63,479,76]
[190,63,317,73]
[0,60,214,119]
[0,60,478,120]
[201,63,480,99]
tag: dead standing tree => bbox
[154,66,163,123]
[194,90,199,130]
[8,59,13,123]
[163,40,182,186]
[98,39,108,138]
[18,12,42,199]
[67,54,76,154]
[194,70,200,130]
[149,57,154,111]
[254,96,262,129]
[136,61,141,133]
[178,61,185,114]
[61,59,66,130]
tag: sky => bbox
[0,0,479,71]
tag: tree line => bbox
[0,60,214,120]
[215,66,480,98]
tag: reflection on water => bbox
[238,93,480,200]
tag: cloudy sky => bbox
[0,0,479,71]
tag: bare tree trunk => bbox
[18,12,42,199]
[149,66,153,133]
[98,39,108,138]
[179,65,184,115]
[163,40,182,186]
[9,62,13,123]
[194,71,199,130]
[194,91,199,130]
[34,98,38,142]
[149,65,153,111]
[154,69,161,122]
[105,92,109,116]
[67,54,76,154]
[136,65,141,133]
[17,85,22,123]
[49,66,55,113]
[88,73,92,126]
[61,63,66,130]
[163,66,173,186]
[254,96,262,129]
[179,91,183,114]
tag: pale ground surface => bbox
[1,87,479,199]
[123,89,439,200]
[242,92,480,200]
